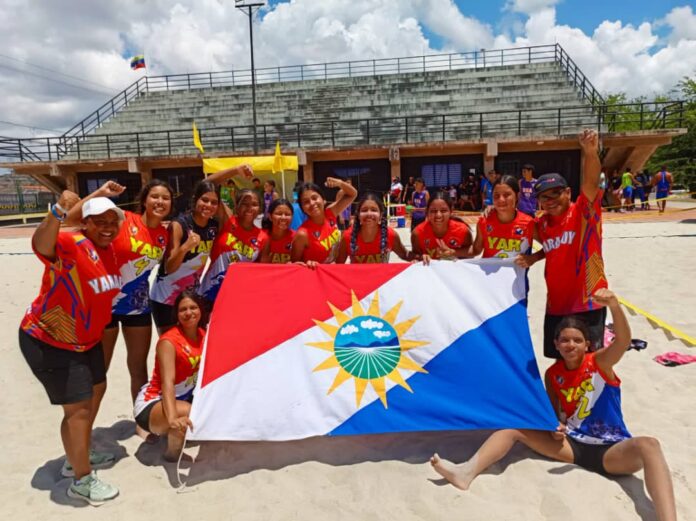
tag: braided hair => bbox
[350,192,390,263]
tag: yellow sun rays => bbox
[309,290,428,409]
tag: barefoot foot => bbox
[430,453,476,490]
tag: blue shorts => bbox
[622,187,633,199]
[634,187,645,201]
[656,190,669,201]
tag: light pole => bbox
[235,0,265,154]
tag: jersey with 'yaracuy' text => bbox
[263,229,295,264]
[21,232,122,352]
[199,215,266,302]
[546,353,631,445]
[477,211,533,259]
[111,211,168,315]
[537,192,607,315]
[298,208,341,263]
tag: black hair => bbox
[554,316,590,342]
[264,179,276,188]
[522,164,535,171]
[297,182,325,215]
[138,179,174,215]
[172,289,207,329]
[191,179,220,211]
[415,177,425,185]
[261,198,294,230]
[350,193,389,263]
[493,175,520,195]
[426,191,453,211]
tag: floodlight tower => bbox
[235,0,265,154]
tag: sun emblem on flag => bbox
[307,291,428,408]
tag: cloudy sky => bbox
[1,0,695,139]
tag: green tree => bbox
[645,77,696,193]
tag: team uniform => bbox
[620,171,633,200]
[150,214,218,329]
[518,178,538,216]
[133,325,204,431]
[199,215,267,303]
[546,353,631,474]
[655,171,670,201]
[19,231,122,404]
[342,226,397,264]
[477,211,533,258]
[108,211,168,328]
[263,229,295,264]
[413,220,471,260]
[298,208,341,263]
[537,192,608,358]
[411,191,428,230]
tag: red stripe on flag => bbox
[201,263,411,387]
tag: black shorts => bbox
[106,313,152,329]
[18,328,106,405]
[543,307,607,359]
[151,301,176,330]
[568,437,615,475]
[135,400,159,432]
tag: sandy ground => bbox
[1,207,695,520]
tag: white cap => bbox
[82,197,125,222]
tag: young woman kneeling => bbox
[134,291,205,461]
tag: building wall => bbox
[152,167,204,215]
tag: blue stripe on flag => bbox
[330,301,558,435]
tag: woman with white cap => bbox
[19,185,125,505]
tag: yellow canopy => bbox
[203,155,298,175]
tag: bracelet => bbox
[54,202,67,215]
[50,204,66,222]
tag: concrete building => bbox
[1,44,686,207]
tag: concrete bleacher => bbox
[71,61,599,159]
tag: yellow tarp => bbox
[203,155,298,175]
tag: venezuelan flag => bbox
[130,55,146,70]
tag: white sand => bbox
[1,217,695,520]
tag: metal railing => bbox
[0,101,683,162]
[48,44,569,146]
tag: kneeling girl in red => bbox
[291,178,357,266]
[471,175,534,259]
[260,198,295,264]
[336,192,410,264]
[134,290,205,461]
[411,191,472,262]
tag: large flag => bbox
[130,55,146,70]
[188,260,557,441]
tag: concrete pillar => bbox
[484,139,498,173]
[129,158,152,187]
[303,160,314,183]
[65,171,78,193]
[390,159,401,181]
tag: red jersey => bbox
[21,231,122,352]
[134,326,204,415]
[263,229,295,264]
[414,219,471,259]
[200,216,267,302]
[537,192,607,315]
[111,211,168,315]
[341,226,396,263]
[298,208,341,263]
[477,211,533,259]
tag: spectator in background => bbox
[634,170,650,210]
[620,167,635,212]
[336,178,354,230]
[252,177,264,209]
[518,164,538,216]
[652,166,673,213]
[389,176,403,216]
[403,176,416,205]
[462,174,478,211]
[481,170,496,209]
[410,177,430,230]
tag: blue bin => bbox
[397,216,406,228]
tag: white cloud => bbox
[373,330,392,339]
[339,324,358,335]
[360,318,384,330]
[1,0,695,138]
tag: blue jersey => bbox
[412,191,428,217]
[481,178,493,206]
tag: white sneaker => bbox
[67,471,119,506]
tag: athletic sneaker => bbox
[61,450,116,478]
[67,471,119,506]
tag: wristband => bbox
[50,204,67,222]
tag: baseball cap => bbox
[535,173,568,194]
[82,197,125,222]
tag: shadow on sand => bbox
[30,419,133,507]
